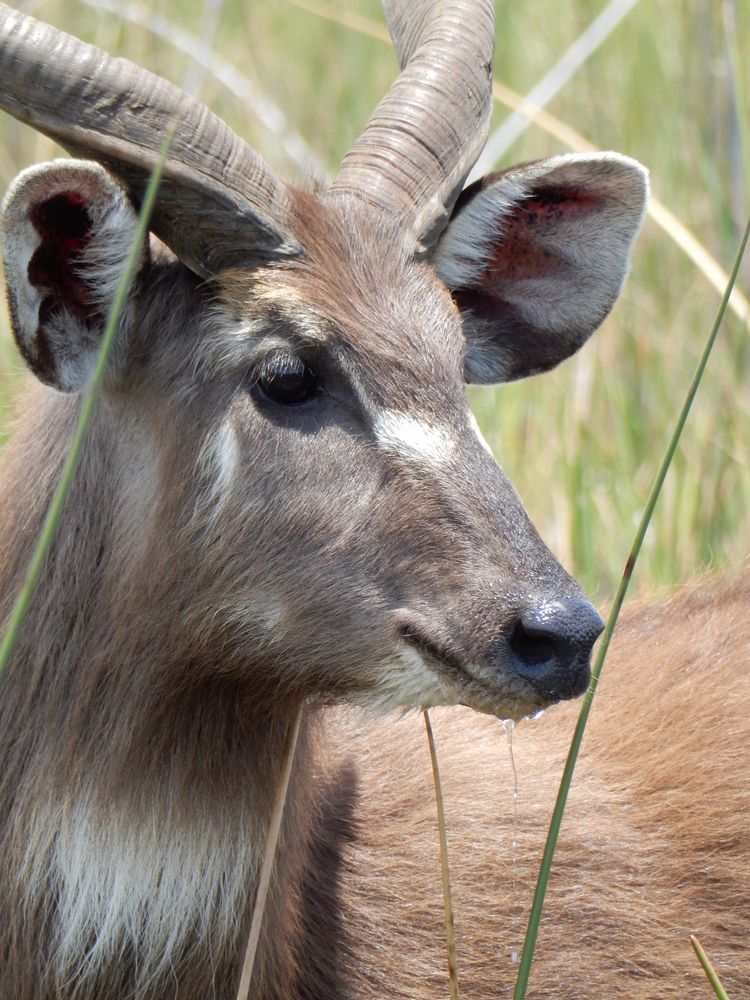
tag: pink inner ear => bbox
[27,192,100,326]
[481,186,601,286]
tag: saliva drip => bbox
[500,718,520,965]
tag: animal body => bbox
[339,570,750,999]
[0,2,735,999]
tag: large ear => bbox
[432,153,648,384]
[2,159,146,392]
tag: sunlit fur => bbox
[0,118,650,1000]
[0,201,589,998]
[335,570,750,1000]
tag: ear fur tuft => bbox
[433,152,649,384]
[2,159,145,392]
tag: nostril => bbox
[510,620,557,667]
[519,599,604,654]
[507,598,604,699]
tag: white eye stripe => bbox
[213,421,239,488]
[343,366,456,465]
[372,410,455,463]
[195,420,239,521]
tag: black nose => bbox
[509,598,604,700]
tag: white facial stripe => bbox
[196,293,328,381]
[344,367,456,465]
[468,411,494,457]
[195,420,239,521]
[373,410,455,464]
[213,421,239,490]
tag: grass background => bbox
[0,0,747,600]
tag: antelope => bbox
[0,1,692,997]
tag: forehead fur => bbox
[217,190,465,385]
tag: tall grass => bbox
[0,0,747,598]
[0,2,746,996]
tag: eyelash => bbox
[253,352,320,407]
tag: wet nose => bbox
[509,598,604,700]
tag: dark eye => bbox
[255,353,319,406]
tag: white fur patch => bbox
[344,366,455,464]
[215,595,287,634]
[195,420,239,521]
[207,420,239,493]
[193,313,277,380]
[194,295,328,381]
[468,411,494,456]
[253,283,330,339]
[372,410,455,463]
[18,788,257,996]
[363,646,463,715]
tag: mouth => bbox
[399,624,547,720]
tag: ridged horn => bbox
[0,4,301,277]
[329,0,495,254]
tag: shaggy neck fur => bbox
[0,388,337,1000]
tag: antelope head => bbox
[0,1,647,721]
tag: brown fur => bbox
[0,204,602,996]
[1,374,747,998]
[0,165,696,1000]
[326,569,750,998]
[0,11,655,996]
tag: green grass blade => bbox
[512,211,750,1000]
[691,935,731,1000]
[424,710,460,1000]
[0,133,172,684]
